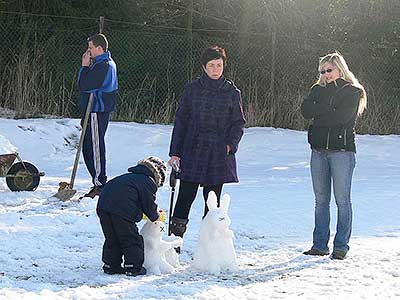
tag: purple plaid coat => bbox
[169,74,246,186]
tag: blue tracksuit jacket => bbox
[78,51,118,113]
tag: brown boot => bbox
[82,185,103,198]
[303,248,329,256]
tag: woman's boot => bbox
[169,216,189,253]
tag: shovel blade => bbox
[53,182,77,201]
[53,188,77,201]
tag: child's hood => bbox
[127,164,155,181]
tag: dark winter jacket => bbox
[97,165,159,223]
[78,51,118,113]
[301,78,362,152]
[169,73,246,186]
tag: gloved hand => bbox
[157,209,166,222]
[142,209,166,222]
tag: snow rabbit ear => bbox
[220,193,230,212]
[206,191,218,210]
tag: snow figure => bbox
[163,235,181,268]
[192,191,238,274]
[140,220,183,275]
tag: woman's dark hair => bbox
[87,33,108,52]
[200,46,227,67]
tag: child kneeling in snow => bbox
[96,156,167,276]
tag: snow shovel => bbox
[53,93,94,201]
[168,163,180,236]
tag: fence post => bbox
[238,0,256,58]
[187,0,193,81]
[99,16,105,34]
[270,26,276,113]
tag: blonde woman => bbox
[301,52,367,260]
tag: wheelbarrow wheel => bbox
[6,162,40,191]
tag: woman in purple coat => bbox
[168,46,246,243]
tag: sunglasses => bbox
[320,68,334,74]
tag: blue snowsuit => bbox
[97,164,160,272]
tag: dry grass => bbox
[0,50,76,118]
[0,50,398,135]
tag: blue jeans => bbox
[310,150,356,252]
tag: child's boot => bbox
[125,266,147,276]
[103,264,125,275]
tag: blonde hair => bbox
[316,52,367,116]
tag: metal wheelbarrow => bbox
[0,152,45,191]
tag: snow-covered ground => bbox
[0,118,399,300]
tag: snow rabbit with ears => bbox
[192,191,238,274]
[140,220,183,275]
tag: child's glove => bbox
[142,209,166,222]
[157,209,166,222]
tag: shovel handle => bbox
[69,93,94,188]
[168,168,179,236]
[169,168,177,188]
[168,186,175,236]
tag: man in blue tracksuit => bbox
[78,33,118,198]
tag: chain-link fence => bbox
[0,13,399,134]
